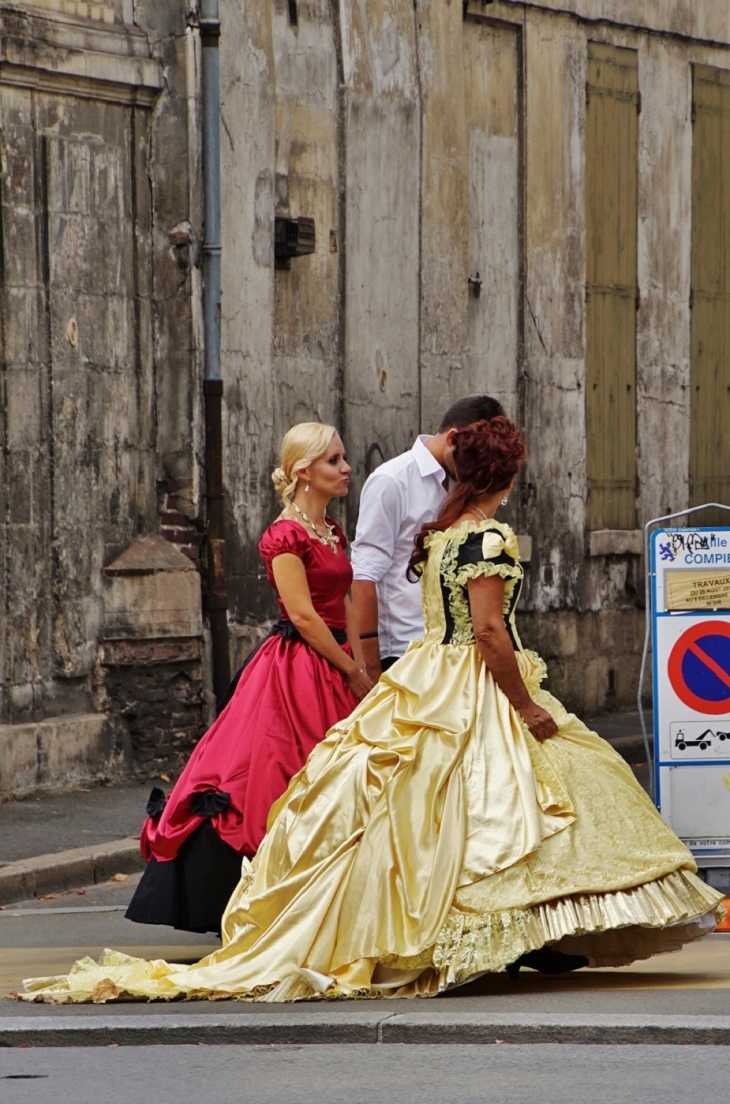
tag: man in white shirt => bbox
[351,395,505,680]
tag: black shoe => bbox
[506,947,589,978]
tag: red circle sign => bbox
[668,620,730,714]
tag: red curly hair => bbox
[407,416,526,579]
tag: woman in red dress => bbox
[125,423,373,934]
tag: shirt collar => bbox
[412,435,447,480]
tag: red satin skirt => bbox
[140,633,359,864]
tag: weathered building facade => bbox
[1,0,730,792]
[0,0,205,789]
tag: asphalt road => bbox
[1,1044,728,1104]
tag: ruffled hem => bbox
[20,868,721,1004]
[429,868,724,985]
[253,870,725,1000]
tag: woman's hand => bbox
[346,665,375,701]
[517,700,558,742]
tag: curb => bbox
[3,1011,730,1047]
[0,839,144,906]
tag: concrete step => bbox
[0,714,130,800]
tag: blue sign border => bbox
[650,527,730,814]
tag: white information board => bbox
[651,527,730,864]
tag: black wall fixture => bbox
[275,216,316,269]
[463,0,493,17]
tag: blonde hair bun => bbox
[271,467,289,495]
[271,422,338,507]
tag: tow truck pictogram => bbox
[674,728,714,751]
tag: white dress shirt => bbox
[351,436,448,658]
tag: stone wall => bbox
[97,638,204,776]
[96,536,205,775]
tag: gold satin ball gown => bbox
[21,520,724,1003]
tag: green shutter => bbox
[690,66,730,526]
[585,42,639,531]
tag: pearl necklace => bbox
[471,505,490,522]
[292,502,340,554]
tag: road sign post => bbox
[650,521,730,867]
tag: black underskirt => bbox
[125,821,243,936]
[126,621,349,937]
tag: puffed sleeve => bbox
[259,522,313,567]
[453,526,522,588]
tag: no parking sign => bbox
[667,621,730,714]
[652,527,730,864]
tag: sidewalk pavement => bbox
[0,781,149,905]
[1,902,729,1046]
[0,872,729,1046]
[1,708,729,1048]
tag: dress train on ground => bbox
[21,521,723,1003]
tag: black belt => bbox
[215,619,348,716]
[269,619,347,645]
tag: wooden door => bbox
[463,17,520,413]
[690,66,730,524]
[585,42,639,531]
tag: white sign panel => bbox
[651,527,730,862]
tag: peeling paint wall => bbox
[0,89,158,722]
[341,0,421,507]
[218,0,276,633]
[0,2,201,764]
[3,0,730,760]
[218,0,730,715]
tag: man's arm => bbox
[351,580,381,682]
[350,472,403,682]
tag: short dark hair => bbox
[437,394,505,433]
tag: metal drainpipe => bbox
[200,0,231,699]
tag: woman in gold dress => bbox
[22,416,723,1003]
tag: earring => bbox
[501,495,509,506]
[305,481,310,493]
